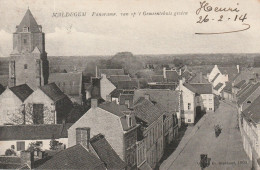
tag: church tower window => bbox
[23,27,29,32]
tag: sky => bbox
[0,0,260,57]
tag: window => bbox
[128,116,132,127]
[247,101,251,104]
[23,27,29,32]
[24,39,27,44]
[24,64,28,69]
[188,103,191,110]
[36,141,43,147]
[17,141,25,151]
[188,119,191,123]
[125,100,130,108]
[209,108,212,110]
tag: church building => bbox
[9,9,49,90]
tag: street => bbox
[160,101,251,170]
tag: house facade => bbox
[133,97,164,169]
[24,83,72,124]
[0,84,33,125]
[177,80,198,124]
[0,124,71,156]
[68,100,138,169]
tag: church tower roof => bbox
[16,9,41,33]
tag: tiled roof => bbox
[242,95,260,124]
[119,93,134,108]
[39,83,67,102]
[237,82,260,105]
[37,144,106,170]
[222,82,232,93]
[117,80,138,89]
[90,134,126,170]
[108,75,131,85]
[16,9,41,33]
[189,73,209,84]
[0,124,72,141]
[237,82,252,98]
[0,156,21,169]
[99,101,130,117]
[150,75,165,83]
[213,83,223,91]
[99,69,124,77]
[211,73,220,83]
[218,67,238,81]
[148,83,177,90]
[0,75,8,87]
[133,98,164,125]
[183,83,197,93]
[134,89,180,114]
[9,84,33,102]
[48,72,82,96]
[181,70,193,81]
[234,80,246,89]
[110,89,123,98]
[165,70,179,82]
[189,83,212,94]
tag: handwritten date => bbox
[197,13,247,23]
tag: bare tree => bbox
[7,104,55,125]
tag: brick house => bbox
[133,97,164,169]
[68,100,138,169]
[0,84,33,125]
[134,89,180,143]
[24,83,72,124]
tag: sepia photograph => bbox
[0,0,260,169]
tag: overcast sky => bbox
[0,0,260,57]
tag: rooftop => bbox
[242,95,260,124]
[90,134,126,170]
[0,123,72,141]
[16,9,41,33]
[237,82,260,105]
[39,83,67,102]
[189,83,212,94]
[133,97,165,126]
[9,84,33,102]
[37,144,106,170]
[213,83,224,91]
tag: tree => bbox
[5,149,16,156]
[7,104,54,125]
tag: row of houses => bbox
[211,65,260,169]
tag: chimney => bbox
[20,151,34,169]
[199,72,203,83]
[91,99,98,108]
[144,94,150,100]
[95,65,98,78]
[237,65,240,73]
[163,67,166,78]
[76,127,91,150]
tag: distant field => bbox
[0,53,260,76]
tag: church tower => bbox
[9,9,49,90]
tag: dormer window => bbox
[247,101,251,104]
[23,27,29,32]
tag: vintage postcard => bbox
[0,0,260,169]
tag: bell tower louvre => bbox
[9,9,49,90]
